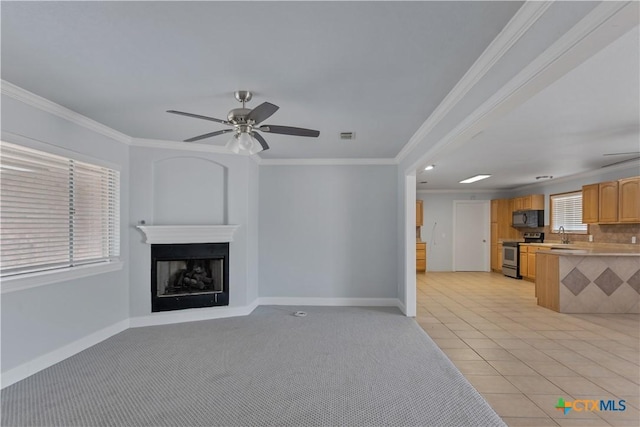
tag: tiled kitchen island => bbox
[536,248,640,313]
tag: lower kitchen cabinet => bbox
[416,242,426,272]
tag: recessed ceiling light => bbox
[459,174,491,184]
[424,165,435,171]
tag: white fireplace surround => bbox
[136,225,239,244]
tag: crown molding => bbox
[258,158,397,166]
[395,0,553,163]
[1,80,132,145]
[403,0,638,175]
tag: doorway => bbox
[452,200,490,271]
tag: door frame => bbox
[452,200,491,272]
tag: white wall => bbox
[0,95,130,374]
[258,165,398,299]
[128,147,259,318]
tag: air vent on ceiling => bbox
[340,132,355,140]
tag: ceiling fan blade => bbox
[252,132,270,151]
[184,128,234,143]
[167,110,230,125]
[246,102,279,125]
[259,125,320,137]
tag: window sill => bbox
[1,261,124,294]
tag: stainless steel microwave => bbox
[512,210,544,228]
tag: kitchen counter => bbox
[535,250,640,314]
[522,242,639,256]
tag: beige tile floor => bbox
[416,271,640,427]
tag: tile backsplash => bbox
[527,224,639,245]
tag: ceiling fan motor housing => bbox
[227,108,251,124]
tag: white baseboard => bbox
[396,299,408,315]
[1,319,129,389]
[258,297,401,308]
[128,300,260,328]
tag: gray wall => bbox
[1,95,130,373]
[128,147,259,317]
[417,191,508,271]
[258,165,398,299]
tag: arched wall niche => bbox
[152,157,228,225]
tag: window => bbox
[550,191,587,233]
[0,141,120,278]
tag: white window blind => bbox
[550,191,587,233]
[0,141,120,277]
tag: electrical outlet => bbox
[588,235,593,242]
[632,236,637,244]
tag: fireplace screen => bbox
[156,259,223,297]
[151,243,229,312]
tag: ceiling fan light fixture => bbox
[225,132,264,155]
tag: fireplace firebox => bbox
[151,243,229,312]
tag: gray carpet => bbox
[1,306,505,426]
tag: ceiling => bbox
[417,25,640,191]
[1,1,639,190]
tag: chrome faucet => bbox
[559,226,569,244]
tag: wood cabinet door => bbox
[582,184,599,223]
[497,243,503,270]
[520,252,528,278]
[513,197,523,211]
[491,199,498,222]
[527,251,537,280]
[618,177,640,223]
[530,194,545,210]
[599,181,619,223]
[416,200,424,226]
[491,245,498,270]
[522,195,532,210]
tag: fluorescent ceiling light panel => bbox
[459,174,491,184]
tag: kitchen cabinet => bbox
[416,200,423,226]
[582,177,640,224]
[599,181,619,223]
[416,242,426,272]
[582,183,599,224]
[618,177,640,222]
[527,251,537,280]
[512,194,544,211]
[519,246,528,280]
[520,244,546,281]
[497,243,503,270]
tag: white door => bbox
[453,200,490,271]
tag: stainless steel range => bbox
[502,232,544,279]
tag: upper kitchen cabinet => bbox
[598,181,619,223]
[416,200,424,227]
[512,194,544,211]
[582,177,640,224]
[582,183,599,224]
[619,176,640,222]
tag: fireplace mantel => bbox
[136,225,239,244]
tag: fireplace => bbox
[151,243,229,312]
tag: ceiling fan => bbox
[167,91,320,155]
